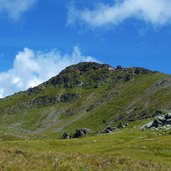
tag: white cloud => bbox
[67,0,171,28]
[0,47,97,98]
[0,0,37,19]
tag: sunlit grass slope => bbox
[0,62,171,139]
[0,123,171,171]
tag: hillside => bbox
[0,62,171,139]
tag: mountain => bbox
[0,62,171,139]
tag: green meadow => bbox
[0,121,171,171]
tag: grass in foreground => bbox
[0,127,171,171]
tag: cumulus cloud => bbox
[67,0,171,28]
[0,47,97,98]
[0,0,37,19]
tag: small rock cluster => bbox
[101,127,118,134]
[73,128,92,138]
[101,123,128,134]
[62,128,92,139]
[61,132,71,139]
[140,113,171,130]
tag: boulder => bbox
[152,115,165,127]
[116,65,123,70]
[117,76,123,80]
[117,122,128,129]
[101,126,117,134]
[152,119,161,127]
[124,74,133,81]
[140,122,153,130]
[165,118,171,125]
[73,128,92,138]
[140,113,171,130]
[61,132,70,139]
[165,113,171,120]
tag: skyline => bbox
[0,0,171,97]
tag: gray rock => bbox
[140,113,171,130]
[116,65,123,70]
[27,87,40,94]
[73,128,92,138]
[155,115,165,121]
[165,118,171,125]
[101,126,118,134]
[152,119,162,127]
[165,113,171,119]
[60,93,79,102]
[117,122,128,129]
[61,132,70,139]
[140,122,153,130]
[124,74,134,81]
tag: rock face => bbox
[44,62,153,89]
[32,96,60,106]
[140,113,171,130]
[60,93,79,103]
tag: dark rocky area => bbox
[61,132,71,139]
[101,126,118,134]
[140,113,171,130]
[43,62,154,89]
[60,93,79,103]
[101,123,128,134]
[61,128,92,139]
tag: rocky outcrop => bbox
[43,62,154,89]
[101,123,128,134]
[60,93,79,102]
[45,62,111,87]
[61,128,92,139]
[61,132,71,139]
[124,74,134,81]
[27,87,41,95]
[101,127,118,134]
[32,96,60,106]
[73,128,92,138]
[140,113,171,130]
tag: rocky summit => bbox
[0,62,171,139]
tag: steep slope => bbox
[0,62,171,139]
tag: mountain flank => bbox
[0,62,171,139]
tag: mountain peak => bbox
[61,62,111,73]
[43,62,154,89]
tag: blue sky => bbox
[0,0,171,97]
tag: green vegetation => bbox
[0,122,171,171]
[0,62,171,139]
[0,62,171,170]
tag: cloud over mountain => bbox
[0,47,97,98]
[67,0,171,28]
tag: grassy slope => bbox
[0,73,170,139]
[0,63,171,170]
[0,120,171,171]
[0,63,171,139]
